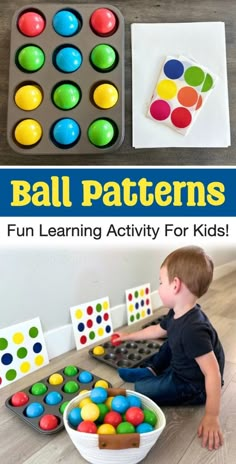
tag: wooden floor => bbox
[1,270,236,464]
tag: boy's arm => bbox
[115,324,167,342]
[195,351,224,451]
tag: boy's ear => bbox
[173,276,181,293]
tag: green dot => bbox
[52,83,80,110]
[60,401,70,414]
[88,119,115,147]
[201,73,213,92]
[18,46,45,72]
[64,365,78,376]
[63,381,79,394]
[0,338,8,350]
[136,313,140,320]
[6,369,17,381]
[130,315,135,322]
[29,327,39,338]
[184,66,205,87]
[90,44,116,71]
[96,303,102,312]
[17,347,28,359]
[89,331,95,340]
[134,291,139,298]
[31,382,47,395]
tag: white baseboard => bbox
[44,261,236,360]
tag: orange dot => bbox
[195,95,203,110]
[177,86,199,107]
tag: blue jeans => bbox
[136,341,206,406]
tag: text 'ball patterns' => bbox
[148,56,217,135]
[0,318,49,389]
[7,4,125,155]
[126,284,153,326]
[70,297,113,350]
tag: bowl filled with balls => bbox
[63,387,166,464]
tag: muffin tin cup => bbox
[89,340,161,369]
[7,4,125,154]
[5,365,112,434]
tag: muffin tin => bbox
[5,365,112,434]
[142,314,168,329]
[7,4,125,155]
[89,340,161,369]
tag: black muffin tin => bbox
[142,314,168,329]
[5,365,112,434]
[89,340,161,369]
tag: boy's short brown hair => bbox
[161,246,214,298]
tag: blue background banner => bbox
[0,167,235,216]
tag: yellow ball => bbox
[48,373,64,385]
[93,83,118,109]
[105,396,114,410]
[79,397,92,408]
[97,424,116,435]
[78,389,89,396]
[14,119,42,146]
[81,402,100,422]
[94,379,109,388]
[93,345,105,356]
[15,85,43,110]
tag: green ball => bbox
[96,403,110,423]
[117,421,136,434]
[90,44,116,70]
[53,83,80,110]
[64,365,78,376]
[31,382,47,396]
[143,408,158,427]
[18,45,45,71]
[59,401,70,414]
[88,119,114,147]
[63,381,79,393]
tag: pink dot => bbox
[145,287,149,295]
[128,293,133,301]
[146,299,150,305]
[87,319,93,328]
[87,306,93,315]
[150,100,171,121]
[171,107,192,128]
[103,313,109,321]
[80,335,87,344]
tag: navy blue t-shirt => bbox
[160,304,225,388]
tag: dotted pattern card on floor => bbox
[126,283,152,326]
[0,317,49,389]
[147,55,218,135]
[70,297,113,350]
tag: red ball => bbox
[11,391,29,407]
[90,8,117,36]
[125,407,144,426]
[111,333,121,346]
[39,414,59,430]
[18,11,45,37]
[104,411,123,428]
[77,420,97,433]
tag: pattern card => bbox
[148,55,218,135]
[70,297,113,350]
[126,283,153,326]
[0,318,49,389]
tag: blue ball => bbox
[68,407,82,427]
[53,10,80,37]
[90,387,108,404]
[78,371,93,383]
[111,395,130,414]
[25,402,44,418]
[127,395,142,408]
[136,422,154,433]
[45,391,63,405]
[52,119,80,146]
[55,46,82,73]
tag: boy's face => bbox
[158,266,175,308]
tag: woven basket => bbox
[63,388,166,464]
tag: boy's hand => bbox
[197,414,224,450]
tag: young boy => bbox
[116,246,225,451]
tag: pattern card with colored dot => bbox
[0,317,49,389]
[148,55,218,135]
[70,297,113,350]
[126,283,153,326]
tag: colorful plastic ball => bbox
[15,84,43,110]
[78,389,89,396]
[143,408,158,427]
[68,407,82,427]
[111,333,121,347]
[48,373,64,385]
[11,391,29,407]
[59,401,70,414]
[25,402,44,418]
[90,387,108,404]
[39,414,59,431]
[52,83,80,110]
[52,10,81,37]
[105,396,114,410]
[125,407,144,426]
[17,46,45,72]
[88,119,115,147]
[127,395,142,408]
[78,371,93,383]
[64,365,78,376]
[93,83,118,109]
[52,118,80,146]
[14,119,42,146]
[81,403,100,422]
[18,11,45,37]
[111,395,129,414]
[116,421,135,434]
[92,345,105,356]
[54,46,82,73]
[63,380,79,393]
[77,420,97,433]
[96,403,109,423]
[30,382,47,396]
[94,379,109,388]
[90,44,116,71]
[79,398,92,408]
[136,423,154,433]
[45,391,63,405]
[104,410,122,428]
[90,8,117,36]
[97,423,116,434]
